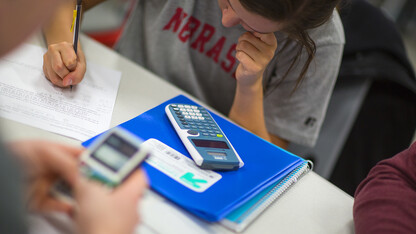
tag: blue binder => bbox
[83,95,305,222]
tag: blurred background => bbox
[368,0,416,89]
[81,0,416,196]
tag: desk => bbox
[0,34,354,234]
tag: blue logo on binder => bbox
[180,172,208,189]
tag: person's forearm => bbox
[43,0,106,45]
[229,76,289,148]
[43,1,75,45]
[229,76,270,140]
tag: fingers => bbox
[236,32,276,63]
[27,178,74,214]
[114,169,148,199]
[41,198,74,215]
[234,32,277,82]
[73,175,102,199]
[42,144,82,185]
[43,42,86,88]
[52,45,75,78]
[252,32,277,47]
[43,53,65,87]
[61,46,78,71]
[55,143,84,159]
[63,48,86,86]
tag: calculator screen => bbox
[192,139,229,149]
[91,133,138,172]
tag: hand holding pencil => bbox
[42,0,87,88]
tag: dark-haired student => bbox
[0,1,147,233]
[353,141,416,233]
[42,0,344,149]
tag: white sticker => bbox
[143,138,222,193]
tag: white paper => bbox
[0,44,121,141]
[137,190,224,234]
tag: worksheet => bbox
[0,44,121,141]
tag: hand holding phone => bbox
[52,127,150,204]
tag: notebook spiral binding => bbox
[226,160,313,232]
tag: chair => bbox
[288,0,416,196]
[83,0,136,48]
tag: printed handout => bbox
[0,44,121,141]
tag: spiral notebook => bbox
[83,95,311,227]
[221,160,312,232]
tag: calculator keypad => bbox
[170,104,224,138]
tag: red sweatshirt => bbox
[354,141,416,233]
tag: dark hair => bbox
[239,0,341,93]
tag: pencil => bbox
[71,0,82,90]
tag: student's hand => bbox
[74,170,148,234]
[43,41,87,88]
[235,32,277,86]
[7,140,82,214]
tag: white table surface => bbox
[0,34,354,234]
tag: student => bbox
[353,141,416,233]
[0,1,147,233]
[43,0,344,149]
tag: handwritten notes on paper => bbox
[0,44,121,141]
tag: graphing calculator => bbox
[165,103,244,171]
[52,127,150,204]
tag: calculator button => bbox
[187,130,199,135]
[198,117,204,120]
[178,104,184,107]
[191,106,198,109]
[217,134,223,137]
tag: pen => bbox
[73,0,82,54]
[70,0,82,90]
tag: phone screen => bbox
[91,133,139,172]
